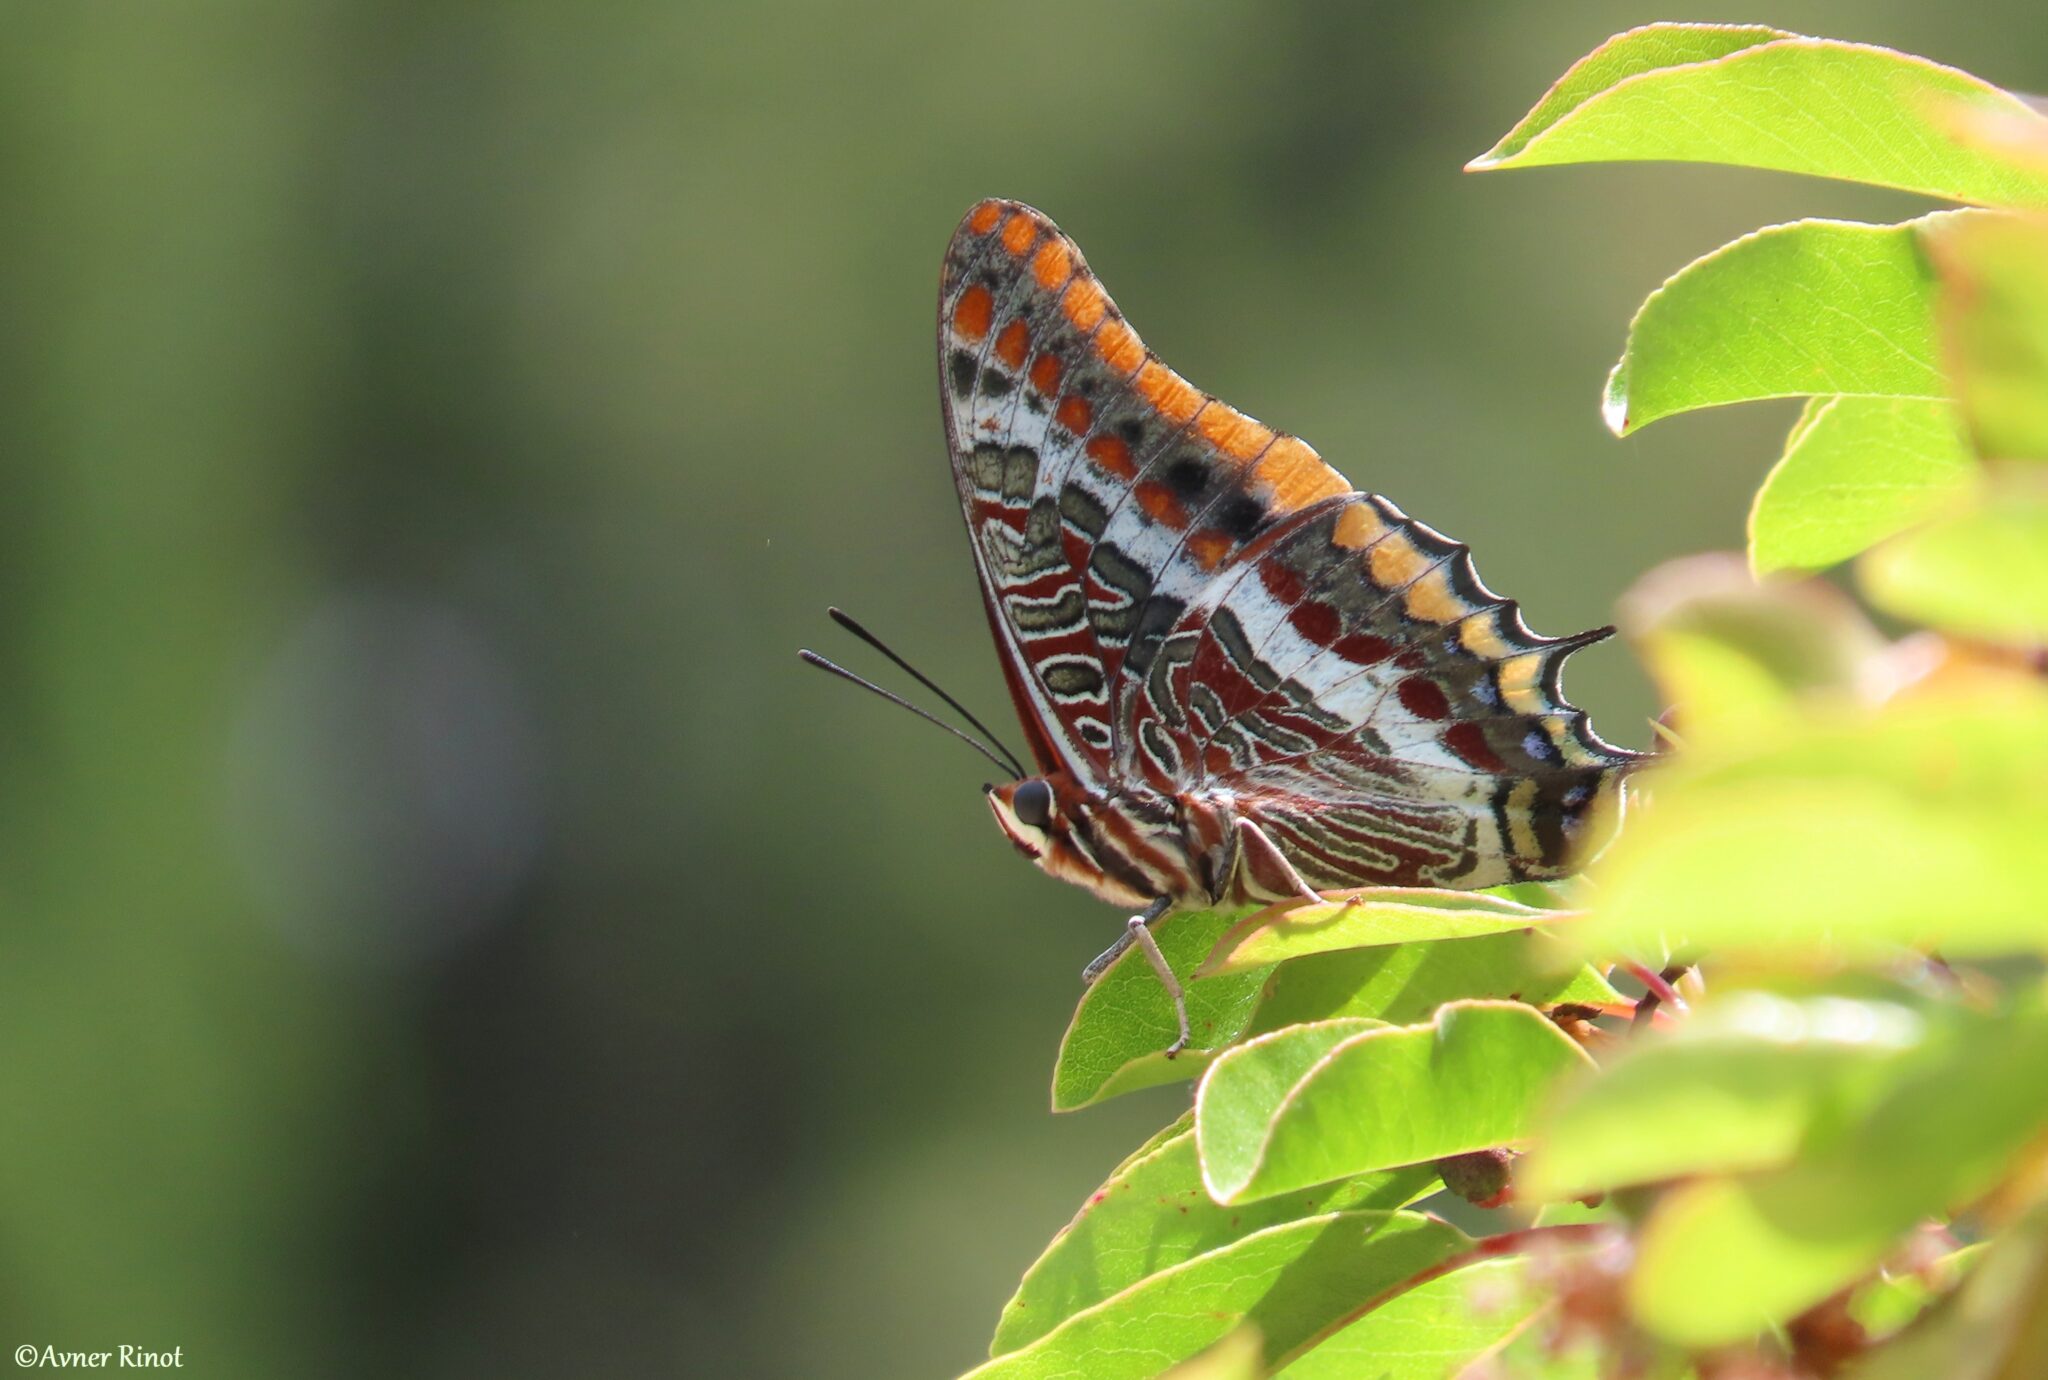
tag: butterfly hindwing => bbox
[941,199,1637,885]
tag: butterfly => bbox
[812,199,1639,1056]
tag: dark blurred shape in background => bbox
[0,2,2037,1376]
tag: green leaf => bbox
[1275,1258,1543,1378]
[1051,908,1270,1112]
[1603,217,1956,436]
[1197,1002,1594,1204]
[1159,1327,1264,1380]
[1749,396,1978,573]
[1928,210,2048,460]
[1626,1003,2048,1345]
[1247,935,1618,1037]
[1522,992,1930,1202]
[1473,22,1791,165]
[1860,488,2048,643]
[1199,888,1569,976]
[1618,553,1886,740]
[1469,26,2048,208]
[960,1211,1469,1380]
[1576,685,2048,962]
[992,1126,1438,1354]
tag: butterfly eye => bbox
[1012,779,1055,830]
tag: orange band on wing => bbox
[1086,433,1135,478]
[1095,319,1144,375]
[1032,239,1074,291]
[1001,213,1039,257]
[1196,405,1274,463]
[1255,436,1351,510]
[994,319,1030,370]
[967,200,1004,235]
[1332,504,1382,550]
[1188,530,1232,571]
[1136,360,1203,425]
[1062,275,1108,332]
[952,284,994,341]
[1135,481,1188,528]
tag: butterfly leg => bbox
[1234,817,1325,905]
[1081,895,1168,984]
[1081,897,1190,1058]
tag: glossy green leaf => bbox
[1861,488,2048,643]
[1275,1258,1542,1378]
[1198,1002,1594,1204]
[1199,889,1568,976]
[1929,211,2048,460]
[1627,1004,2048,1345]
[1473,23,1790,163]
[1469,26,2048,207]
[992,1124,1437,1354]
[1159,1327,1264,1380]
[1603,217,1955,435]
[1247,936,1617,1037]
[1577,686,2048,962]
[1051,908,1269,1112]
[1749,396,1978,573]
[960,1212,1468,1380]
[1522,993,1929,1201]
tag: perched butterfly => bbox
[808,199,1639,1054]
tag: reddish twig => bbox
[1626,962,1689,1028]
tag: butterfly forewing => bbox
[940,199,1637,889]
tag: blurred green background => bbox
[1,3,2041,1376]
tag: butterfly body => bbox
[946,198,1638,941]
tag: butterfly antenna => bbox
[824,607,1029,778]
[798,649,1025,780]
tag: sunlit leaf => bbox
[992,1125,1437,1355]
[1469,26,2048,207]
[1199,889,1568,976]
[1275,1258,1543,1378]
[1749,396,1978,574]
[960,1212,1468,1380]
[1197,1003,1593,1204]
[1576,686,2048,961]
[1618,553,1888,740]
[1627,1004,2048,1345]
[1927,211,2048,460]
[1159,1326,1264,1380]
[1051,908,1269,1112]
[1602,217,1957,436]
[1860,488,2048,643]
[1522,993,1930,1201]
[1247,936,1618,1037]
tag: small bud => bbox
[1437,1147,1515,1208]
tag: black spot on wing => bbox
[1164,454,1209,500]
[1216,494,1266,542]
[949,349,978,399]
